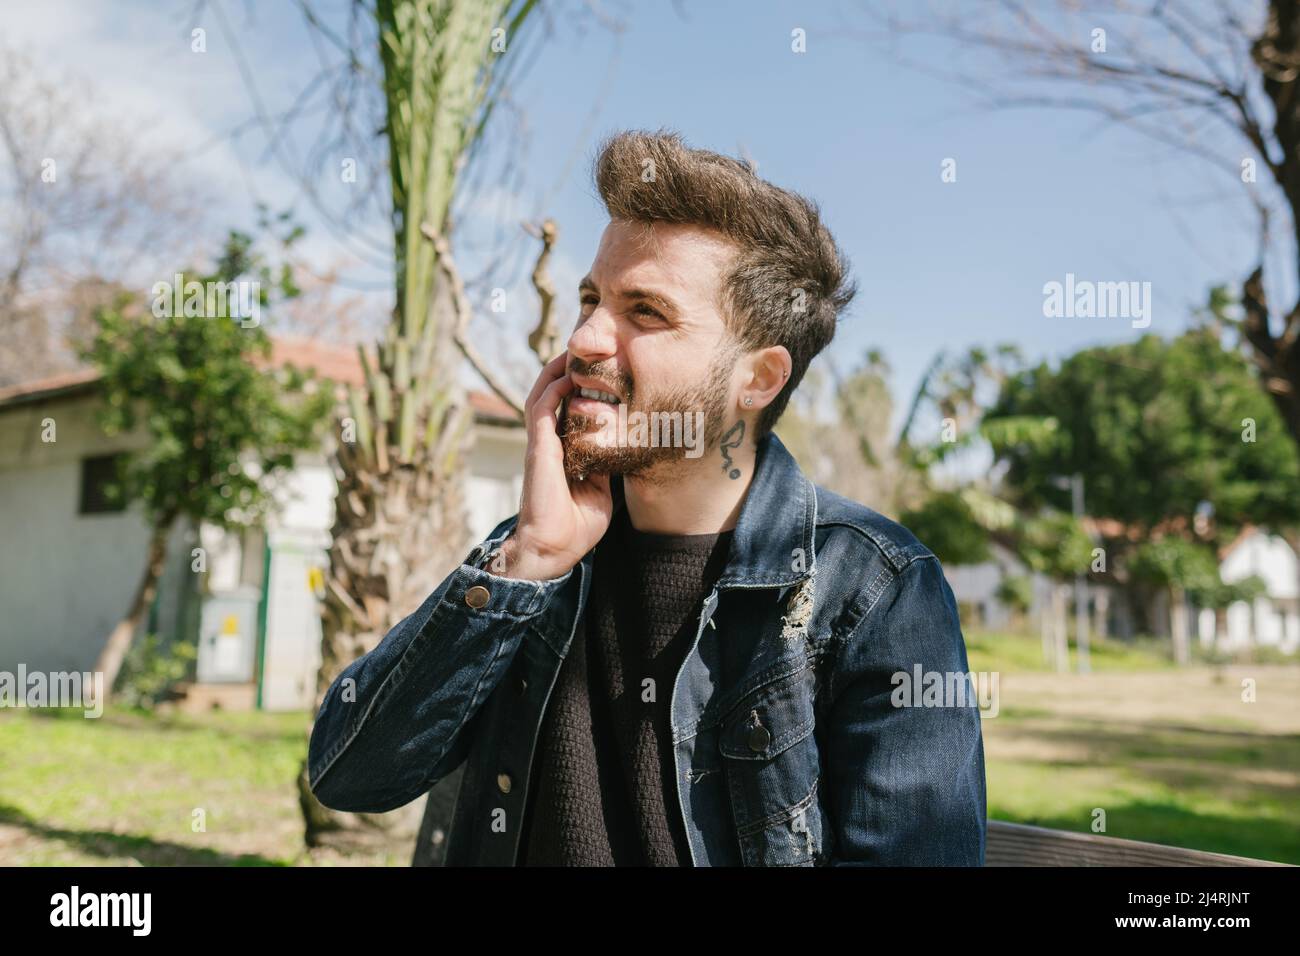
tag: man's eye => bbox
[632,303,663,320]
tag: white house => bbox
[1198,527,1300,653]
[0,337,526,710]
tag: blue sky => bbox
[8,0,1277,434]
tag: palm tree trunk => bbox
[299,0,534,857]
[299,392,472,854]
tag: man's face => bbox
[561,219,740,481]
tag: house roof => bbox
[0,335,523,426]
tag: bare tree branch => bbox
[862,0,1300,446]
[523,218,559,363]
[420,221,526,416]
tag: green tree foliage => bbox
[995,574,1033,615]
[80,231,333,694]
[1188,573,1268,610]
[86,232,329,529]
[983,327,1300,663]
[984,329,1300,543]
[900,490,991,566]
[1127,537,1220,594]
[1017,511,1095,580]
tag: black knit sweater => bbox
[519,506,733,866]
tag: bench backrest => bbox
[986,820,1289,867]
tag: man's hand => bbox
[493,350,614,581]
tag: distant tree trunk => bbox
[1170,585,1190,665]
[1128,582,1155,638]
[1053,583,1069,673]
[1007,606,1024,633]
[1092,588,1110,641]
[1040,585,1054,668]
[95,515,173,695]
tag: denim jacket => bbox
[308,431,987,866]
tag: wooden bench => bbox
[987,820,1291,866]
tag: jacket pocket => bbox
[719,666,827,866]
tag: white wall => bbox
[0,391,526,686]
[1219,530,1300,652]
[1221,530,1299,599]
[464,424,526,543]
[0,394,191,673]
[251,424,526,709]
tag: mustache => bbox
[567,359,633,401]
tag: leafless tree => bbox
[860,0,1300,451]
[0,46,207,385]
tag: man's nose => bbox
[567,308,617,364]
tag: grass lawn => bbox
[969,630,1300,865]
[1,630,1296,865]
[0,707,407,866]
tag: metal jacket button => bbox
[748,717,771,752]
[497,773,512,794]
[465,585,490,609]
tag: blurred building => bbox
[944,531,1300,655]
[1199,527,1300,653]
[0,338,525,710]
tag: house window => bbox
[79,454,126,514]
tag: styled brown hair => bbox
[592,128,856,437]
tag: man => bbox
[308,130,986,866]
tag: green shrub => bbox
[113,634,197,711]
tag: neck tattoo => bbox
[719,420,745,480]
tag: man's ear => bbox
[740,345,792,412]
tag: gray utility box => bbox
[197,586,261,684]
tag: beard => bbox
[560,345,737,482]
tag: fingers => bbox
[528,371,574,450]
[524,350,570,414]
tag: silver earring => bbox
[743,396,753,407]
